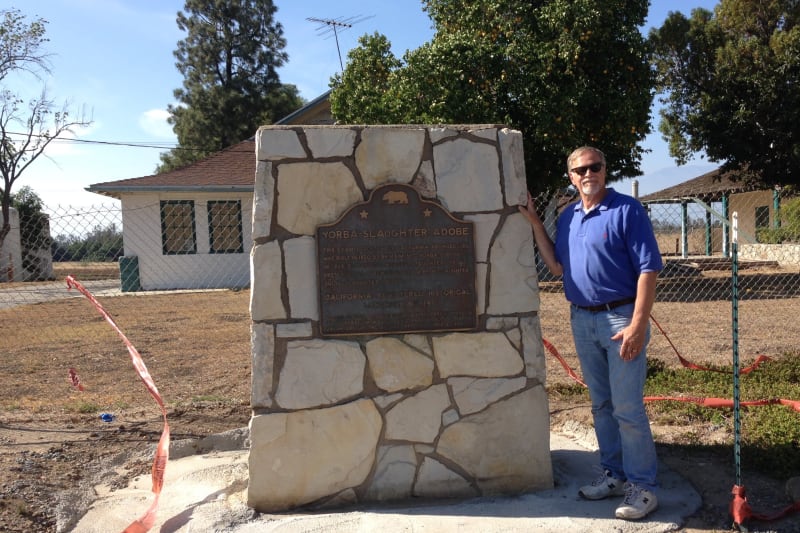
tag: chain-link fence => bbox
[1,204,124,305]
[2,185,799,372]
[1,200,251,288]
[0,200,251,348]
[535,182,800,383]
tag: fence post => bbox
[722,195,730,258]
[681,201,689,258]
[731,211,742,491]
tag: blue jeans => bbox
[570,303,658,492]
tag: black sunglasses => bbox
[570,162,604,176]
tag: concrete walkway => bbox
[0,279,120,309]
[0,280,229,309]
[69,430,701,533]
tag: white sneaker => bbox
[615,484,658,520]
[578,469,627,500]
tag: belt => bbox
[572,297,636,312]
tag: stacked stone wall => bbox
[739,243,800,265]
[248,124,552,512]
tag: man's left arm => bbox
[615,270,658,361]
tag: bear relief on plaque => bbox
[316,183,477,336]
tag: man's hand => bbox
[611,325,646,361]
[518,191,543,227]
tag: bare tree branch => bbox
[0,9,92,250]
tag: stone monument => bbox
[248,124,552,512]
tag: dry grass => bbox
[655,229,726,257]
[3,272,799,413]
[52,261,119,280]
[2,262,119,288]
[0,290,251,415]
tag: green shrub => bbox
[760,196,800,243]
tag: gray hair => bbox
[566,146,606,172]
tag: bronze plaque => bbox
[317,184,477,336]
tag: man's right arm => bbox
[518,192,563,277]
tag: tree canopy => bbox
[330,0,653,192]
[158,0,304,172]
[649,0,800,187]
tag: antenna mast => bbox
[306,15,374,71]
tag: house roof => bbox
[87,91,334,199]
[275,90,332,125]
[638,168,760,204]
[86,139,256,198]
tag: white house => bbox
[86,91,333,291]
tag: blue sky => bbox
[12,0,718,207]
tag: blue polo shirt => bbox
[554,188,663,307]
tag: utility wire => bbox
[5,130,177,149]
[4,130,256,152]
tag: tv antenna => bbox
[306,15,374,71]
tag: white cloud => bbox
[139,109,175,139]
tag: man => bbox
[519,146,662,520]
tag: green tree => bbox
[0,8,91,251]
[76,223,123,262]
[331,33,402,124]
[649,0,800,187]
[50,223,123,262]
[330,0,653,192]
[157,0,304,172]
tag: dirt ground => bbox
[1,281,799,532]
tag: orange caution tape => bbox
[66,276,170,533]
[543,337,586,387]
[544,339,800,414]
[544,314,800,415]
[731,484,800,526]
[68,367,85,391]
[650,315,773,374]
[643,395,800,413]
